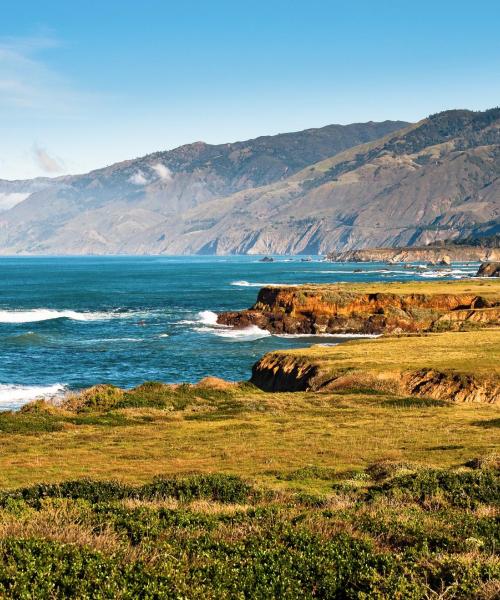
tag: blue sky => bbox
[1,0,499,179]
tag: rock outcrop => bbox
[251,352,500,403]
[250,330,500,403]
[328,246,500,263]
[218,284,500,335]
[477,262,500,277]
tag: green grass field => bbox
[265,328,500,378]
[0,300,498,598]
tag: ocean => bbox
[0,256,479,410]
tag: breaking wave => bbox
[275,333,382,339]
[230,281,295,287]
[0,309,130,324]
[0,383,66,410]
[196,324,271,341]
[197,310,220,325]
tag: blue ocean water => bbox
[0,256,479,409]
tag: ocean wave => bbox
[0,308,130,324]
[314,269,410,274]
[196,324,271,341]
[174,310,228,327]
[275,333,382,339]
[2,331,48,345]
[230,281,295,287]
[230,280,263,287]
[0,383,65,410]
[197,310,220,325]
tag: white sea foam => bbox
[275,333,381,339]
[196,324,271,341]
[230,280,262,287]
[158,333,170,338]
[0,383,65,410]
[230,281,294,287]
[0,309,129,324]
[197,310,220,325]
[314,269,411,275]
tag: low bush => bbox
[0,474,255,508]
[141,473,255,504]
[0,468,498,598]
[63,384,124,412]
[369,468,499,508]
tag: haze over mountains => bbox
[0,108,498,255]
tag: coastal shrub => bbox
[0,411,65,434]
[63,384,124,412]
[116,381,243,412]
[366,460,418,482]
[0,539,175,599]
[380,397,449,408]
[141,473,254,504]
[91,504,218,544]
[0,479,136,508]
[0,474,255,507]
[0,533,423,599]
[0,470,499,598]
[352,506,499,553]
[369,468,499,508]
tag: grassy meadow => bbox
[0,308,498,597]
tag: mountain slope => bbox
[0,120,407,254]
[0,109,498,255]
[147,108,500,255]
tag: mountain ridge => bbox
[0,109,498,255]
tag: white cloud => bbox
[32,144,65,173]
[151,163,172,181]
[129,171,148,185]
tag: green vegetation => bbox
[0,377,499,490]
[264,329,500,378]
[0,304,498,596]
[0,465,498,598]
[270,278,500,302]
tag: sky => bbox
[1,0,499,180]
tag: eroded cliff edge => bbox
[250,330,500,403]
[218,281,500,335]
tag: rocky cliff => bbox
[328,246,500,263]
[250,330,500,403]
[218,282,500,335]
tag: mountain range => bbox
[0,108,498,255]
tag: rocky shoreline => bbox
[217,283,500,335]
[327,245,499,263]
